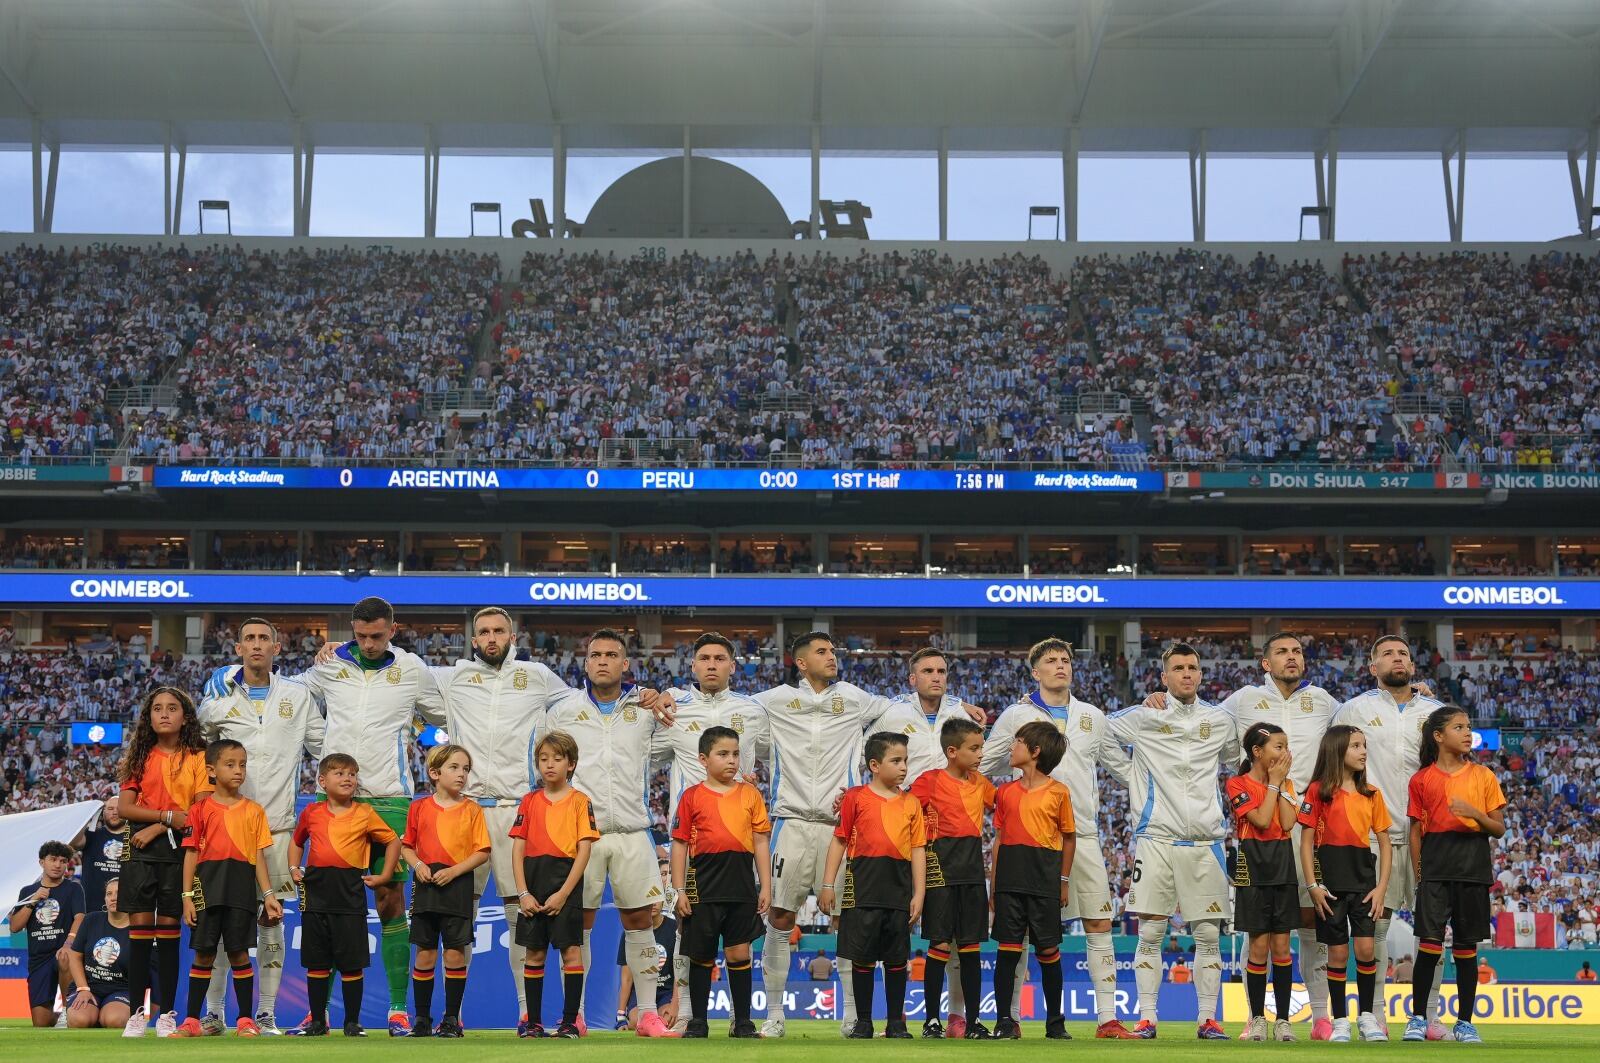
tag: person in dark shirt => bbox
[66,876,132,1029]
[9,840,86,1027]
[73,795,126,914]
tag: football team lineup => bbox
[14,602,1575,1046]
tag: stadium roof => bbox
[1,0,1598,158]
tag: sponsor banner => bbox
[1220,983,1600,1025]
[1,573,1592,612]
[1171,470,1482,491]
[0,464,121,484]
[152,465,1164,494]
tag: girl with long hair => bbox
[1226,722,1299,1042]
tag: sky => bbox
[0,148,1582,243]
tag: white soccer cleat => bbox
[669,1013,689,1035]
[1274,1019,1296,1042]
[1241,1016,1267,1041]
[255,1011,283,1035]
[1358,1013,1387,1041]
[54,1007,68,1029]
[122,1008,150,1038]
[760,1017,787,1039]
[199,1012,226,1036]
[155,1010,179,1037]
[1330,1018,1353,1042]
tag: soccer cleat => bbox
[729,1020,760,1038]
[199,1012,225,1036]
[122,1008,150,1038]
[1242,1016,1268,1042]
[1357,1014,1386,1042]
[884,1018,912,1039]
[1452,1021,1483,1044]
[409,1018,434,1037]
[759,1017,787,1038]
[54,1007,68,1029]
[1274,1019,1296,1042]
[1402,1016,1430,1042]
[236,1017,261,1037]
[1197,1019,1229,1040]
[171,1018,205,1038]
[944,1015,967,1039]
[434,1016,464,1038]
[963,1022,994,1040]
[519,1022,547,1039]
[516,1014,530,1038]
[254,1011,282,1035]
[616,1012,631,1031]
[922,1018,945,1038]
[1426,1020,1449,1041]
[843,1020,874,1039]
[683,1019,709,1039]
[1133,1019,1158,1039]
[1045,1018,1071,1040]
[574,1014,588,1037]
[301,1019,330,1037]
[387,1011,413,1037]
[1311,1016,1334,1041]
[286,1011,318,1035]
[635,1011,680,1038]
[155,1011,179,1037]
[669,1013,690,1035]
[343,1022,367,1037]
[1330,1018,1352,1042]
[1097,1019,1139,1039]
[552,1021,582,1039]
[992,1017,1022,1040]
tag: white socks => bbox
[1086,931,1119,1024]
[1373,916,1392,1014]
[1135,917,1167,1022]
[761,926,791,1020]
[503,902,525,1012]
[945,947,964,1018]
[1193,920,1223,1023]
[675,931,695,1020]
[256,921,285,1017]
[623,928,662,1017]
[1009,947,1027,1022]
[1300,929,1330,1021]
[579,927,592,1011]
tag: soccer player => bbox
[402,744,491,1037]
[543,627,680,1038]
[981,637,1137,1039]
[65,877,131,1029]
[755,630,982,1039]
[10,840,85,1028]
[289,753,401,1037]
[655,631,770,1032]
[510,731,599,1039]
[876,647,986,783]
[174,739,280,1037]
[670,725,772,1039]
[1332,635,1447,1036]
[1227,723,1299,1043]
[821,732,926,1040]
[1300,724,1393,1042]
[989,721,1076,1041]
[197,616,324,1033]
[117,686,211,1038]
[1107,643,1236,1040]
[1144,631,1339,1035]
[909,717,994,1039]
[1403,706,1505,1045]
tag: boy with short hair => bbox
[9,840,85,1028]
[821,732,926,1040]
[909,717,995,1039]
[289,753,401,1037]
[990,720,1076,1041]
[175,739,280,1037]
[510,731,599,1039]
[401,744,491,1038]
[670,725,772,1039]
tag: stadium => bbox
[2,0,1599,1055]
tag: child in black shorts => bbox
[1227,721,1300,1042]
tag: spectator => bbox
[808,951,835,981]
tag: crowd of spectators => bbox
[1490,734,1599,947]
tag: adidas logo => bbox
[1100,903,1113,912]
[646,886,662,898]
[1206,901,1223,913]
[1135,961,1156,970]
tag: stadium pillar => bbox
[40,127,58,234]
[938,127,948,240]
[552,124,566,240]
[167,136,187,237]
[30,116,42,232]
[810,125,821,238]
[164,125,172,237]
[1441,129,1466,243]
[1062,126,1079,241]
[1567,126,1597,238]
[1188,130,1207,242]
[1325,131,1339,238]
[682,125,692,238]
[424,125,440,239]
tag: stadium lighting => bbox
[1298,205,1330,240]
[470,201,502,237]
[197,199,232,235]
[1027,205,1060,240]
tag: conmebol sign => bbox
[0,575,1593,612]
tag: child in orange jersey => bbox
[289,753,401,1037]
[510,731,599,1039]
[988,720,1075,1041]
[822,732,926,1040]
[1226,722,1299,1042]
[670,726,772,1039]
[174,739,280,1037]
[116,686,211,1038]
[401,744,490,1038]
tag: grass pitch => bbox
[3,1019,1596,1060]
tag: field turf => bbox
[3,1019,1595,1060]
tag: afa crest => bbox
[1199,720,1213,740]
[1299,693,1314,713]
[385,668,401,685]
[829,695,844,715]
[278,699,294,719]
[1079,716,1093,733]
[513,670,528,691]
[730,714,745,734]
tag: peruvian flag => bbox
[1496,911,1556,948]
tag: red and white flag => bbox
[1496,911,1555,948]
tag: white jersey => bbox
[756,679,895,823]
[199,670,325,833]
[301,643,445,800]
[543,682,661,835]
[1219,682,1338,793]
[1107,697,1236,843]
[980,691,1132,838]
[1332,687,1443,843]
[428,653,566,803]
[653,684,770,820]
[870,693,973,783]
